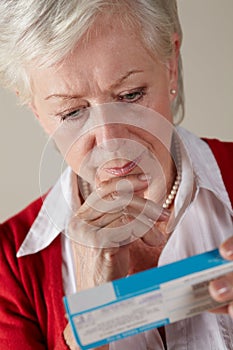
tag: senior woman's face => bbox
[30,19,178,191]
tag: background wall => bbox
[0,0,232,222]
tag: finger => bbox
[77,192,170,222]
[127,196,170,222]
[209,275,233,303]
[209,302,233,319]
[229,303,233,318]
[97,173,151,196]
[63,323,79,350]
[77,191,132,220]
[69,195,170,249]
[68,213,133,248]
[96,214,135,247]
[69,209,165,249]
[123,206,169,231]
[219,236,233,260]
[141,225,168,247]
[78,173,150,215]
[209,305,229,314]
[68,216,99,247]
[123,207,168,246]
[98,212,165,247]
[91,211,124,227]
[84,206,162,247]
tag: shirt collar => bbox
[17,127,232,257]
[17,167,80,257]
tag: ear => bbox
[167,33,180,96]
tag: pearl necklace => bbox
[79,142,181,209]
[163,139,182,209]
[162,171,181,209]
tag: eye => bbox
[59,107,87,122]
[118,88,146,103]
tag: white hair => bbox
[0,0,184,122]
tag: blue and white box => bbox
[64,249,233,349]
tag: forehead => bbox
[67,20,154,70]
[30,17,159,97]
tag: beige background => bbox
[0,0,232,222]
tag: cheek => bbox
[149,95,172,122]
[129,121,173,168]
[129,119,171,147]
[57,135,93,175]
[64,149,82,175]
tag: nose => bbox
[91,104,129,151]
[96,124,128,151]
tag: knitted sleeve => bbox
[0,196,68,350]
[0,221,46,349]
[203,138,233,206]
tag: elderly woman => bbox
[0,0,233,349]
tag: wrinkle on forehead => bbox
[31,18,160,102]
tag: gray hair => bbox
[0,0,184,123]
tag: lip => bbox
[104,154,143,177]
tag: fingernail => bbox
[138,174,152,182]
[211,278,232,297]
[221,241,233,259]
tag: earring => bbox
[170,88,176,95]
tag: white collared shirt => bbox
[17,127,233,349]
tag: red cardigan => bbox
[0,139,232,350]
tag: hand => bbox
[68,173,170,290]
[209,236,233,317]
[63,323,79,350]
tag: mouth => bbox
[103,154,143,177]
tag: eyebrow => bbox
[108,69,144,89]
[44,70,143,101]
[44,93,82,101]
